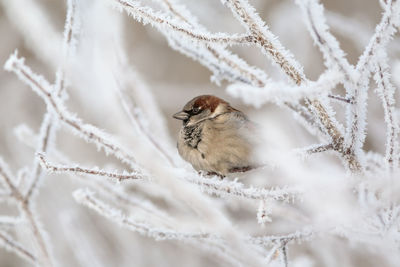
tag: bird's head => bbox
[173,95,233,126]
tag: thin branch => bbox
[184,174,300,202]
[280,244,288,267]
[4,52,143,172]
[113,75,177,167]
[24,0,80,202]
[0,230,37,264]
[37,153,147,181]
[373,55,399,169]
[112,0,253,45]
[0,158,53,266]
[73,188,215,241]
[156,0,268,87]
[328,94,353,104]
[250,228,314,247]
[227,69,343,106]
[24,113,55,202]
[0,216,20,228]
[296,0,354,81]
[304,143,334,154]
[222,0,305,85]
[348,0,400,159]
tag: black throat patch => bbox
[183,124,202,149]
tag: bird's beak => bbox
[173,111,189,120]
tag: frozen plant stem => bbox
[25,0,80,201]
[349,0,400,161]
[0,230,37,264]
[4,52,142,172]
[157,0,268,87]
[0,161,52,266]
[37,153,147,181]
[374,58,399,169]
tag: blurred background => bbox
[0,0,399,266]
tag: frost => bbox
[227,69,343,107]
[1,0,400,266]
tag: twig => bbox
[0,216,20,228]
[24,0,80,202]
[249,228,314,247]
[113,0,253,45]
[328,94,353,104]
[37,153,147,181]
[304,143,333,154]
[0,230,37,264]
[297,0,354,80]
[280,243,288,267]
[4,52,143,172]
[222,0,305,85]
[157,0,268,87]
[348,0,400,160]
[373,56,399,169]
[0,158,52,266]
[113,74,177,167]
[185,174,300,202]
[73,188,215,240]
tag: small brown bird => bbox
[173,95,256,176]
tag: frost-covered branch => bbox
[222,0,305,85]
[296,0,354,80]
[74,188,214,241]
[0,158,53,266]
[155,0,269,86]
[347,0,400,160]
[227,69,343,107]
[303,143,334,154]
[38,153,147,181]
[185,174,299,202]
[373,54,399,169]
[0,230,37,264]
[250,228,314,247]
[112,0,253,45]
[113,74,177,167]
[4,52,143,172]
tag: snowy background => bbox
[0,0,400,266]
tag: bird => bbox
[173,95,257,177]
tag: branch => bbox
[159,0,268,87]
[0,157,53,266]
[373,54,399,169]
[227,69,343,107]
[303,143,334,154]
[22,0,81,202]
[296,0,354,80]
[112,0,253,45]
[37,153,147,181]
[73,188,214,241]
[347,0,400,159]
[0,216,20,228]
[327,94,353,104]
[4,52,143,172]
[249,228,314,247]
[184,174,300,202]
[113,75,177,167]
[222,0,305,85]
[0,230,37,264]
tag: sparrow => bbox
[173,95,256,177]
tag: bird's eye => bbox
[192,106,201,114]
